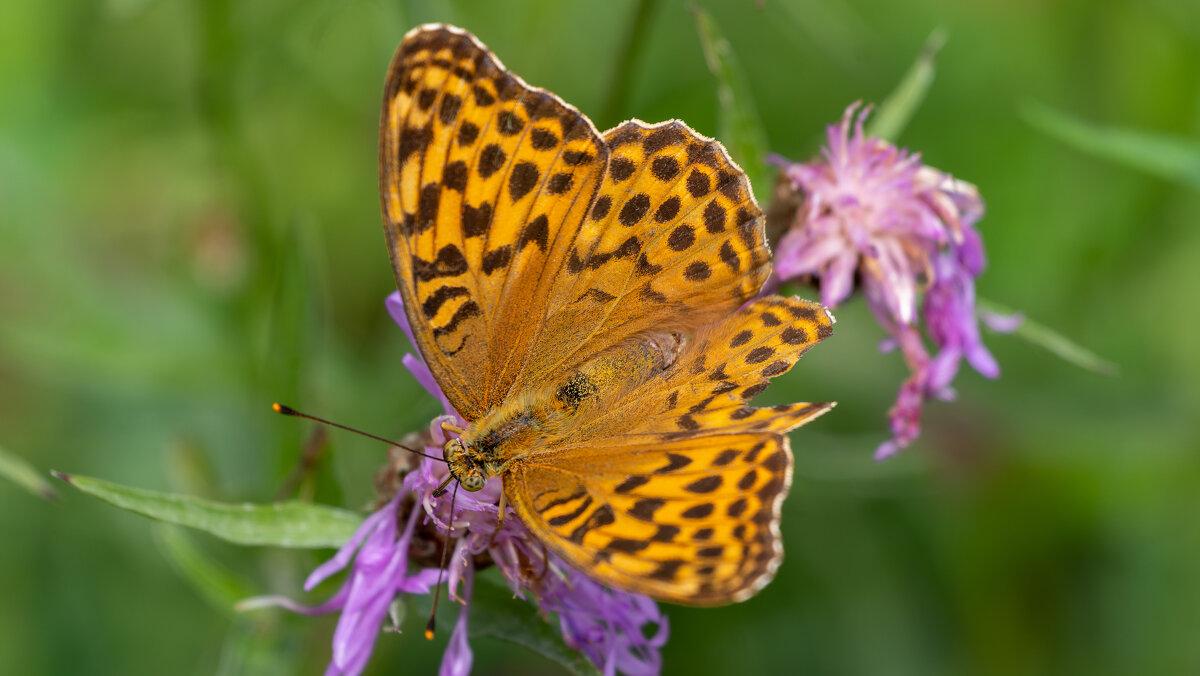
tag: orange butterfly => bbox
[379,24,833,605]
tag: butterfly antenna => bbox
[425,481,459,640]
[272,403,447,463]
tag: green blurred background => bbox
[2,0,1198,674]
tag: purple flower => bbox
[769,103,1018,458]
[249,293,668,676]
[239,494,442,676]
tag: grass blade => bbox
[693,6,771,200]
[978,298,1118,376]
[1024,102,1200,189]
[866,29,946,142]
[0,444,58,501]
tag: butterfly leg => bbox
[440,420,468,437]
[487,490,508,548]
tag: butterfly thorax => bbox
[445,332,682,491]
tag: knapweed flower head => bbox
[768,103,1018,458]
[250,292,667,676]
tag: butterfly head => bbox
[444,437,487,492]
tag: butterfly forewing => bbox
[381,25,607,419]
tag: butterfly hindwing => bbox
[504,296,834,605]
[561,296,835,445]
[506,432,794,605]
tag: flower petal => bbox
[820,249,859,308]
[304,502,393,591]
[439,569,474,676]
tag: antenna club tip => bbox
[273,402,296,415]
[424,619,436,641]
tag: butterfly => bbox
[379,24,833,605]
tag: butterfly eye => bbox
[461,472,485,492]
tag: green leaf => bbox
[866,29,946,143]
[978,298,1118,377]
[0,444,58,501]
[693,6,771,201]
[469,576,602,676]
[54,472,364,548]
[1023,102,1200,189]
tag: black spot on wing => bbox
[615,475,649,493]
[568,505,615,544]
[509,162,540,201]
[416,87,437,110]
[741,382,768,400]
[546,172,573,194]
[703,201,726,233]
[421,285,470,319]
[462,202,492,238]
[431,299,479,337]
[619,194,651,227]
[652,524,679,542]
[416,182,440,233]
[591,195,612,220]
[686,169,711,197]
[777,318,806,340]
[682,503,714,519]
[478,144,506,179]
[643,125,687,154]
[609,157,635,182]
[746,346,775,364]
[548,495,593,526]
[398,122,433,166]
[684,261,711,281]
[631,498,665,520]
[497,110,525,136]
[667,224,695,251]
[481,245,512,275]
[439,94,462,125]
[443,161,467,192]
[412,244,468,281]
[530,128,559,150]
[472,84,495,106]
[685,475,722,493]
[519,214,549,251]
[457,121,479,146]
[655,453,691,473]
[651,156,680,181]
[654,196,681,223]
[719,241,740,271]
[563,150,593,165]
[713,449,740,466]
